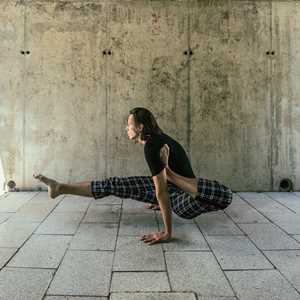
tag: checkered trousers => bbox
[91,176,233,219]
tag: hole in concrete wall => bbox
[279,178,293,192]
[7,180,16,191]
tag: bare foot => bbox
[145,203,160,211]
[33,173,61,199]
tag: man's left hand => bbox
[139,231,172,245]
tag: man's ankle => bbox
[57,182,64,195]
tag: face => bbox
[126,114,144,144]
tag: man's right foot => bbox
[33,173,61,199]
[145,203,160,210]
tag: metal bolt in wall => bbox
[183,49,194,56]
[103,50,112,56]
[266,51,275,56]
[20,51,30,55]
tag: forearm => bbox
[156,191,172,236]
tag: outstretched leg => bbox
[90,176,158,204]
[33,174,93,199]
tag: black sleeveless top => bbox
[144,132,196,178]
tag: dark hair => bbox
[129,107,164,141]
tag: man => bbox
[34,107,233,245]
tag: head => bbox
[126,107,163,145]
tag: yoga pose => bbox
[33,107,233,245]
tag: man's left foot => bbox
[145,203,160,210]
[33,173,61,199]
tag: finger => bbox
[139,234,147,240]
[147,241,156,245]
[140,234,152,241]
[149,237,163,245]
[147,239,158,245]
[143,236,154,243]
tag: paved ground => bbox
[0,190,300,299]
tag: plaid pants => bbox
[91,176,233,219]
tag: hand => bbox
[160,144,170,167]
[139,231,172,245]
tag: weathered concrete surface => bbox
[0,267,54,300]
[0,191,299,299]
[1,0,300,193]
[189,1,271,191]
[0,0,25,190]
[105,0,190,177]
[271,1,300,192]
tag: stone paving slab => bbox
[110,272,170,292]
[264,192,300,213]
[10,202,56,223]
[265,212,300,234]
[157,221,209,251]
[238,192,294,218]
[0,212,14,224]
[196,297,237,300]
[114,236,165,271]
[0,192,38,212]
[122,199,156,215]
[8,234,72,268]
[82,204,121,223]
[224,194,269,224]
[48,250,113,297]
[225,269,300,300]
[119,213,158,235]
[93,195,122,205]
[0,248,18,269]
[0,267,54,300]
[2,191,300,299]
[263,250,300,292]
[165,252,235,296]
[110,292,197,300]
[116,235,161,251]
[69,223,118,251]
[36,212,84,234]
[45,297,106,300]
[294,235,300,243]
[238,223,300,250]
[29,191,63,205]
[0,219,39,247]
[194,211,244,235]
[53,195,92,213]
[237,193,300,235]
[206,235,274,270]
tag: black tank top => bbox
[144,132,196,178]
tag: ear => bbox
[138,123,144,132]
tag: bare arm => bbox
[156,190,172,236]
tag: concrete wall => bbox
[0,0,299,192]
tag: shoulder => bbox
[144,134,165,154]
